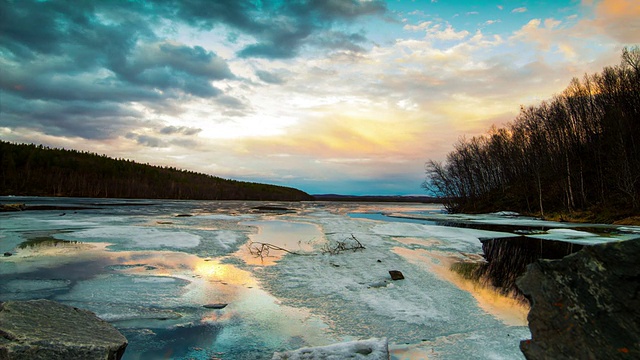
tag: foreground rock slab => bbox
[0,299,127,360]
[517,239,640,359]
[272,338,389,360]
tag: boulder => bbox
[388,270,404,280]
[517,239,640,359]
[0,299,127,360]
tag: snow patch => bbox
[272,338,389,360]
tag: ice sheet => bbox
[1,198,552,359]
[56,226,201,249]
[526,228,627,245]
[371,222,514,252]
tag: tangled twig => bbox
[321,234,365,255]
[247,234,365,260]
[247,241,300,260]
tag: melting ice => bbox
[1,197,637,359]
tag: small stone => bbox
[203,303,228,309]
[4,252,12,257]
[377,259,382,263]
[389,270,404,280]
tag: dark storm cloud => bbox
[1,93,143,140]
[116,42,233,96]
[232,0,387,58]
[0,0,387,141]
[0,0,236,140]
[155,0,387,58]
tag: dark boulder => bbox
[0,299,128,360]
[517,239,640,359]
[388,270,404,280]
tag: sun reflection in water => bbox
[194,259,255,286]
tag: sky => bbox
[1,0,639,196]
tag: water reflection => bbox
[392,246,529,327]
[237,220,325,265]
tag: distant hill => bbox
[0,141,313,201]
[313,194,439,203]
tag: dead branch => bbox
[321,234,365,255]
[246,234,365,260]
[247,241,300,260]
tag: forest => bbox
[424,47,640,222]
[0,141,313,201]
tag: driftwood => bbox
[247,234,365,260]
[321,234,365,255]
[247,241,302,259]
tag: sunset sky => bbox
[1,0,639,195]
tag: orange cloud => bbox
[586,0,640,42]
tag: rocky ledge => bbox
[517,239,640,359]
[0,299,127,360]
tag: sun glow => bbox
[194,259,255,286]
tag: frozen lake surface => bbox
[1,197,637,359]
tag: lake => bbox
[2,197,636,359]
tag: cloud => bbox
[512,7,528,13]
[404,21,470,41]
[0,0,239,142]
[256,70,286,84]
[583,0,640,42]
[224,0,387,58]
[159,126,202,136]
[0,93,144,140]
[311,30,369,52]
[126,133,165,148]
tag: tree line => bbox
[424,46,640,219]
[0,141,313,201]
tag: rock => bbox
[3,252,11,257]
[0,299,128,360]
[516,239,640,359]
[388,270,404,280]
[175,214,193,217]
[272,338,389,360]
[203,303,228,309]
